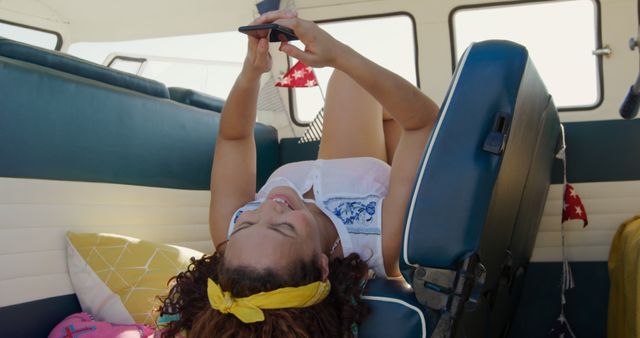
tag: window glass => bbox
[290,15,418,124]
[69,31,246,99]
[140,58,243,99]
[452,0,599,109]
[0,21,60,49]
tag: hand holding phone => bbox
[238,24,299,42]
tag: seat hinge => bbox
[412,255,487,337]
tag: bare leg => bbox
[318,70,387,162]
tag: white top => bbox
[228,157,391,278]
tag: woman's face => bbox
[224,186,325,273]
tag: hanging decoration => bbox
[549,124,589,338]
[275,61,318,88]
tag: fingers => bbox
[254,38,270,66]
[250,9,297,25]
[273,18,301,32]
[247,35,258,56]
[278,43,303,58]
[279,43,316,65]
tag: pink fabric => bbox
[49,312,155,338]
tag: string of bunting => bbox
[549,124,589,338]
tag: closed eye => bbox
[269,222,297,238]
[230,222,255,236]
[230,222,298,239]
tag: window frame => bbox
[0,19,63,50]
[448,0,604,112]
[288,12,420,126]
[106,55,148,75]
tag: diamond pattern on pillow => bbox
[67,232,203,325]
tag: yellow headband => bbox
[207,278,331,323]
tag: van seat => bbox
[169,87,225,112]
[0,37,169,98]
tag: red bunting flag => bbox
[561,183,588,227]
[275,61,318,88]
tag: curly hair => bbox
[158,250,370,338]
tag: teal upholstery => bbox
[550,119,640,183]
[0,55,278,190]
[361,278,430,337]
[0,296,81,338]
[0,38,169,98]
[278,138,319,165]
[169,87,225,112]
[510,262,609,338]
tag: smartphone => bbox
[238,24,299,42]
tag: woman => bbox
[159,9,439,338]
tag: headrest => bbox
[169,87,225,112]
[0,38,169,98]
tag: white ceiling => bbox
[0,0,259,42]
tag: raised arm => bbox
[209,10,297,248]
[276,18,439,276]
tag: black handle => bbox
[620,85,640,120]
[483,112,512,155]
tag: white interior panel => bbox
[531,180,640,262]
[3,176,638,306]
[0,177,213,307]
[0,274,74,307]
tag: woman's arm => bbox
[276,18,439,276]
[276,18,437,132]
[339,53,439,276]
[209,10,297,249]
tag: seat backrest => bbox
[400,40,560,336]
[0,53,277,189]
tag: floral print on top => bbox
[325,196,380,235]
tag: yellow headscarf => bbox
[207,279,331,323]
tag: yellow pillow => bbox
[66,232,203,326]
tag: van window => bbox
[69,31,247,99]
[289,14,418,124]
[0,21,61,50]
[451,0,600,109]
[108,56,146,75]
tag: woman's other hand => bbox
[275,18,345,68]
[242,10,298,80]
